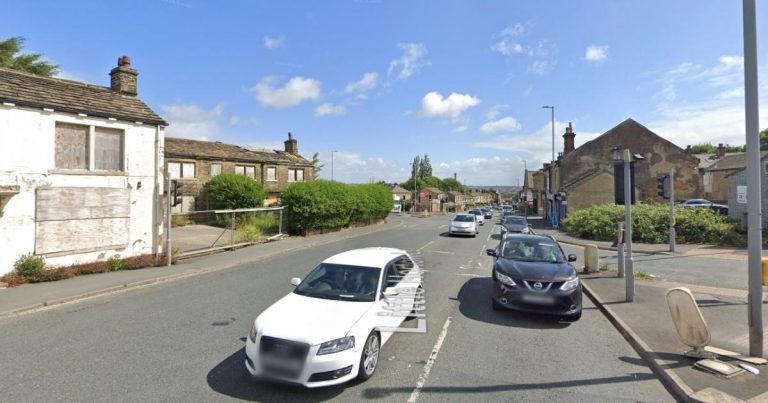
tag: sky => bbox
[3,0,768,185]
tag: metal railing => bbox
[170,206,287,257]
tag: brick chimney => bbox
[563,122,575,155]
[109,56,138,96]
[284,132,298,155]
[716,143,726,158]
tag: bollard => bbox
[762,257,768,286]
[583,244,599,274]
[617,222,625,278]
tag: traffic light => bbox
[657,175,669,199]
[613,161,636,205]
[171,180,183,207]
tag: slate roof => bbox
[391,185,410,194]
[704,151,768,172]
[423,187,444,194]
[0,67,167,126]
[165,137,312,166]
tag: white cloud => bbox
[345,72,378,93]
[314,103,347,117]
[480,116,522,134]
[485,104,510,120]
[656,56,745,103]
[161,103,223,140]
[316,151,407,183]
[474,121,601,166]
[245,141,284,152]
[527,60,555,75]
[585,45,608,63]
[263,35,285,49]
[388,43,429,80]
[491,23,526,56]
[250,76,322,108]
[229,116,261,126]
[418,91,480,119]
[433,156,528,186]
[453,125,468,133]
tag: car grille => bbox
[259,336,310,379]
[308,365,353,382]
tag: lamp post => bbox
[331,150,338,181]
[542,105,555,225]
[409,162,417,212]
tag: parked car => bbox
[681,199,729,215]
[481,207,493,219]
[449,214,479,237]
[501,216,531,234]
[468,208,485,225]
[486,234,582,321]
[391,204,402,214]
[499,210,515,223]
[245,248,422,387]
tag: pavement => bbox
[525,215,768,402]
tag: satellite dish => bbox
[665,287,715,359]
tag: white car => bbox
[449,214,478,237]
[469,209,485,225]
[245,248,422,387]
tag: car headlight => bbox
[317,336,355,355]
[560,277,580,291]
[248,323,257,342]
[521,227,530,233]
[495,271,517,286]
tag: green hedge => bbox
[561,203,743,245]
[204,173,266,210]
[280,181,391,234]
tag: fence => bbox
[170,207,287,257]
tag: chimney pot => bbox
[109,55,138,96]
[716,143,726,158]
[284,132,298,155]
[562,122,576,155]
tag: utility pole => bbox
[669,169,676,253]
[331,150,338,181]
[542,106,555,226]
[742,0,763,357]
[623,149,634,302]
[166,174,172,267]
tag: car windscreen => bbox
[504,217,527,225]
[453,215,475,222]
[499,238,566,263]
[294,263,380,302]
[469,210,481,215]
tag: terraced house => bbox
[163,133,314,210]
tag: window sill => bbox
[266,180,278,182]
[49,169,127,176]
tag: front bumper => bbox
[450,226,476,235]
[245,334,361,388]
[492,275,582,317]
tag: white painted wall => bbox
[0,105,164,275]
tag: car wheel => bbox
[357,331,380,381]
[492,298,503,311]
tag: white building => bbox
[0,56,167,275]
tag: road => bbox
[0,214,672,402]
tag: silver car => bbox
[449,214,478,237]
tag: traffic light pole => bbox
[669,169,676,253]
[624,149,634,302]
[166,174,172,267]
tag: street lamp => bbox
[542,105,555,226]
[331,150,338,181]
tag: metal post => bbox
[166,175,172,267]
[331,150,337,181]
[278,207,283,236]
[669,169,676,253]
[231,211,235,244]
[617,222,625,278]
[743,0,763,357]
[624,149,634,302]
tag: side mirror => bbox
[500,227,508,233]
[290,277,301,286]
[383,287,399,297]
[486,249,497,257]
[568,254,577,262]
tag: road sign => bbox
[738,186,748,204]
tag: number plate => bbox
[521,294,555,304]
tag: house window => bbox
[235,165,255,179]
[266,167,277,182]
[55,122,89,169]
[288,168,304,182]
[211,163,222,176]
[168,162,194,178]
[94,127,123,171]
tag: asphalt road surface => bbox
[0,214,672,402]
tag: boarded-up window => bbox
[288,168,304,182]
[267,167,277,181]
[182,162,195,178]
[236,165,255,178]
[94,127,123,171]
[235,165,245,175]
[168,162,181,179]
[211,163,222,176]
[55,123,89,169]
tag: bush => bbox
[562,203,742,245]
[205,173,266,210]
[27,267,76,283]
[13,253,46,279]
[123,254,162,270]
[280,181,391,234]
[1,273,26,287]
[108,256,127,271]
[74,261,111,275]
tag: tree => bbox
[205,173,266,209]
[419,154,432,179]
[688,143,716,154]
[761,128,768,150]
[411,155,421,181]
[312,152,323,179]
[0,37,58,77]
[442,177,467,193]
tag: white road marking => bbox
[408,316,452,403]
[418,240,436,251]
[431,250,454,255]
[455,273,485,277]
[439,224,447,228]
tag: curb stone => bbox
[0,221,402,319]
[581,280,695,402]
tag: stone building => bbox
[164,133,314,209]
[727,155,768,228]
